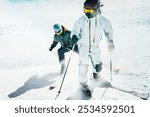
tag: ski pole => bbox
[100,53,113,100]
[110,53,113,81]
[52,50,58,58]
[54,45,75,100]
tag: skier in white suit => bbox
[71,0,115,96]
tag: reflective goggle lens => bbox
[84,8,94,14]
[55,30,62,35]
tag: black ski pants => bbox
[57,44,79,64]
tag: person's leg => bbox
[78,45,91,96]
[90,46,111,88]
[57,47,69,74]
[73,44,79,54]
[79,64,91,96]
[78,64,88,88]
[78,45,89,86]
[89,46,102,79]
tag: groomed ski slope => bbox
[0,0,150,100]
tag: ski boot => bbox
[81,84,92,97]
[92,73,111,88]
[84,89,92,97]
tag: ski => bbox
[111,85,149,100]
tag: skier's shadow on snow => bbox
[8,72,60,98]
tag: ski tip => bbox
[140,93,150,100]
[140,97,148,100]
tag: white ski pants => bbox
[78,64,89,88]
[78,45,101,73]
[78,64,98,92]
[79,64,111,92]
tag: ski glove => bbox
[49,46,53,51]
[71,35,78,44]
[49,46,54,51]
[108,40,115,53]
[49,41,58,51]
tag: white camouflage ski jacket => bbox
[71,14,113,65]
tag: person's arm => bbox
[49,41,58,51]
[70,17,83,44]
[103,17,115,53]
[71,35,79,45]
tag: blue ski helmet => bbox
[53,24,62,33]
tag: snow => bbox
[0,0,150,100]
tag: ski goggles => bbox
[55,29,63,35]
[84,8,94,14]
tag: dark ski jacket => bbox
[50,26,73,49]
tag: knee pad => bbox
[95,63,102,72]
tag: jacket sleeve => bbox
[71,17,83,41]
[102,17,113,42]
[50,40,58,49]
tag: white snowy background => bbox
[0,0,150,100]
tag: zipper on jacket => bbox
[89,19,91,53]
[93,17,97,43]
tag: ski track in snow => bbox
[0,1,150,100]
